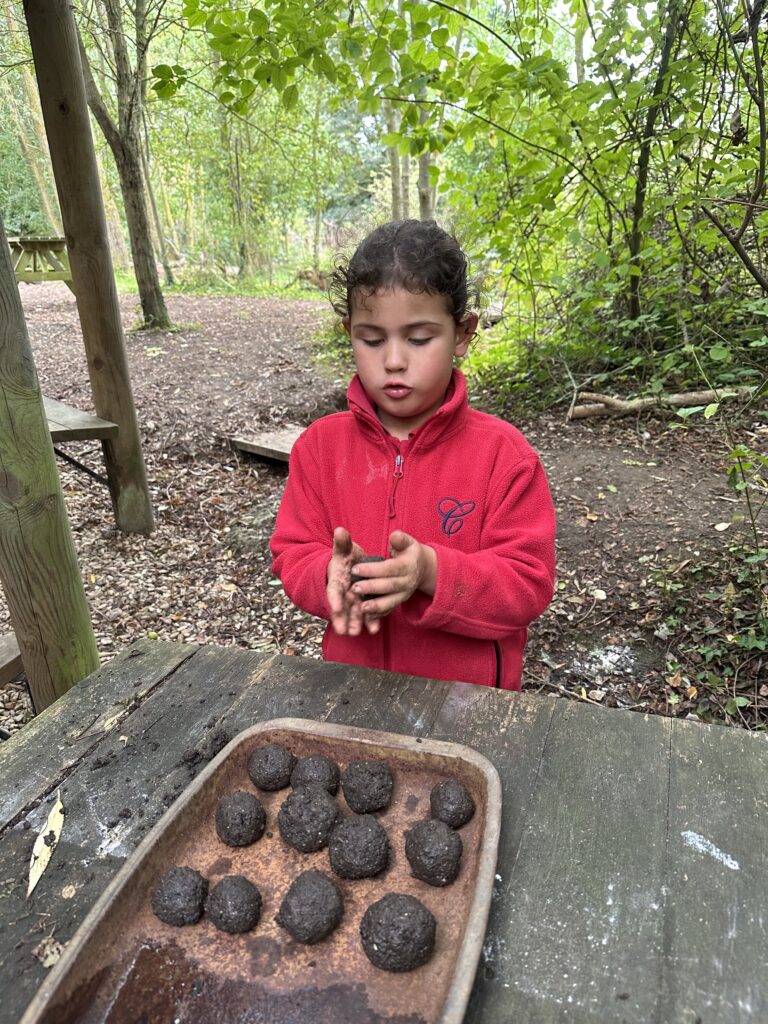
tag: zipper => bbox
[387,453,404,518]
[493,641,502,688]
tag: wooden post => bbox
[23,0,154,535]
[0,211,100,712]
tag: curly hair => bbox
[330,220,471,324]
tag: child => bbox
[270,220,555,690]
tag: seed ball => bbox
[205,875,262,934]
[405,819,462,886]
[290,755,340,795]
[351,555,385,601]
[329,814,390,879]
[277,784,341,853]
[360,893,436,972]
[151,866,208,926]
[341,759,393,814]
[247,743,296,791]
[276,869,344,944]
[429,779,475,829]
[215,791,266,847]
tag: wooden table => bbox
[0,641,765,1023]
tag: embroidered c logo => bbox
[438,497,476,536]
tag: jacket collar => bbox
[346,369,469,451]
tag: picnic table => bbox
[0,640,765,1023]
[8,237,74,292]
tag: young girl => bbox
[270,220,555,690]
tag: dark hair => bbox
[330,220,471,324]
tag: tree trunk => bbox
[627,1,681,321]
[0,210,99,711]
[384,101,402,220]
[401,153,410,218]
[76,0,172,329]
[23,0,155,536]
[113,127,172,326]
[2,8,62,234]
[418,153,433,220]
[140,135,174,286]
[418,107,433,220]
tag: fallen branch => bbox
[568,388,753,420]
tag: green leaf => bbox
[281,83,299,110]
[709,344,730,362]
[703,403,719,419]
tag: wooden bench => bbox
[43,397,118,443]
[230,425,303,463]
[0,633,22,687]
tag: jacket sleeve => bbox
[400,456,555,639]
[270,432,333,621]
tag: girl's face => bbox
[345,288,477,439]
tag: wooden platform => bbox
[0,634,22,687]
[230,425,303,463]
[2,640,767,1023]
[43,397,118,442]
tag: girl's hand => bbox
[350,531,437,618]
[327,527,380,636]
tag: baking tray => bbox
[21,718,501,1024]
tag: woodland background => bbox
[0,0,766,727]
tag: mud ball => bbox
[215,791,267,847]
[151,866,208,926]
[277,785,341,853]
[405,819,462,886]
[205,875,262,934]
[276,869,344,944]
[291,755,340,795]
[341,759,393,814]
[360,893,436,972]
[329,814,390,880]
[430,779,475,830]
[351,555,385,600]
[248,743,296,791]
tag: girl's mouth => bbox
[383,384,412,399]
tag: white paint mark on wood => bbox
[681,830,740,870]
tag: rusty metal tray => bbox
[21,718,501,1024]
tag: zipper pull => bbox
[388,454,404,518]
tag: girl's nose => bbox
[383,340,406,371]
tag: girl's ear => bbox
[342,317,351,337]
[455,312,478,357]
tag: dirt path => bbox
[0,284,755,734]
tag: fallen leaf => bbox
[714,522,731,532]
[592,588,607,601]
[28,791,64,897]
[588,689,606,701]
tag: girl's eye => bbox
[410,337,433,345]
[360,338,384,347]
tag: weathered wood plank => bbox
[43,397,118,442]
[467,700,673,1024]
[658,720,768,1022]
[0,640,197,830]
[0,633,22,686]
[230,425,304,463]
[0,644,276,1024]
[426,684,558,1022]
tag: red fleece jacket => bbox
[270,370,555,690]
